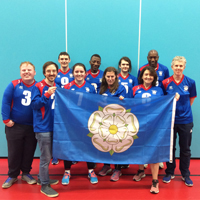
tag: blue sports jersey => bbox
[31,79,58,132]
[131,84,164,98]
[64,80,96,94]
[162,75,197,124]
[55,68,74,88]
[85,69,104,93]
[1,79,36,125]
[118,73,138,98]
[138,63,169,87]
[100,84,126,98]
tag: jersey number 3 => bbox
[21,90,31,106]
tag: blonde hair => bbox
[171,56,186,67]
[20,61,35,70]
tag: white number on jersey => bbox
[21,90,31,106]
[121,82,129,94]
[142,93,151,98]
[61,77,69,87]
[91,83,97,93]
[45,90,55,109]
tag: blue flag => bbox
[53,87,176,164]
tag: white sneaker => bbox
[144,164,148,168]
[159,162,164,169]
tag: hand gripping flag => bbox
[53,88,176,164]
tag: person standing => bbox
[138,50,169,169]
[55,52,73,88]
[86,54,104,93]
[1,61,37,188]
[61,63,98,185]
[138,49,169,88]
[118,56,138,98]
[53,52,73,165]
[98,67,126,182]
[31,61,59,197]
[162,56,197,187]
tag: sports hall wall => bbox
[0,0,199,157]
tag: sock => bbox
[65,170,70,174]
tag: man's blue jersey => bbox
[55,68,74,88]
[118,73,138,98]
[1,79,36,125]
[100,85,126,98]
[64,80,96,94]
[85,69,104,93]
[138,63,169,87]
[131,84,164,98]
[31,79,58,132]
[162,75,197,124]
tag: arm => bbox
[118,85,126,100]
[175,93,180,101]
[31,85,50,110]
[1,82,14,125]
[190,97,195,106]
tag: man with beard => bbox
[31,61,59,197]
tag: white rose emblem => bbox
[87,104,139,155]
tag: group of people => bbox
[1,50,197,197]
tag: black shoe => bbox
[37,179,59,185]
[121,165,130,169]
[41,184,59,197]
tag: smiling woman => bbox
[62,63,98,186]
[98,66,126,181]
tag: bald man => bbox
[138,50,169,87]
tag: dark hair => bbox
[99,67,119,94]
[43,61,59,75]
[90,54,101,60]
[118,56,132,72]
[72,63,86,74]
[138,66,158,86]
[58,52,70,59]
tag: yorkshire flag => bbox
[53,87,176,164]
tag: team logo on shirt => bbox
[87,104,139,155]
[129,79,133,83]
[111,90,116,95]
[69,73,73,78]
[169,86,173,90]
[99,78,102,83]
[86,77,90,80]
[152,90,157,95]
[184,85,188,91]
[85,87,90,92]
[19,86,23,89]
[158,71,163,76]
[71,88,75,91]
[57,75,60,78]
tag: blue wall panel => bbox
[0,0,199,157]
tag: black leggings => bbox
[64,160,95,170]
[104,164,122,170]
